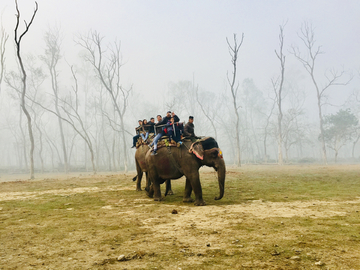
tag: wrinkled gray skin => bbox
[133,144,173,195]
[145,138,225,206]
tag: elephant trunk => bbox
[214,159,226,200]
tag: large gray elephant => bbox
[145,137,225,206]
[133,144,173,195]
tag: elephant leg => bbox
[165,179,174,196]
[153,180,162,201]
[190,173,206,206]
[147,183,154,198]
[145,172,150,192]
[147,171,157,198]
[136,172,143,191]
[182,177,194,203]
[135,159,142,191]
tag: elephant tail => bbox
[132,175,137,182]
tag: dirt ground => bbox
[0,165,360,269]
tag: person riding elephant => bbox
[145,137,225,206]
[183,116,199,141]
[159,111,180,125]
[131,120,143,148]
[149,115,164,156]
[148,117,155,134]
[140,119,150,142]
[164,117,182,144]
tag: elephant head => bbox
[190,137,226,200]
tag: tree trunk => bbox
[226,33,244,167]
[352,134,360,159]
[120,116,128,172]
[316,91,328,164]
[19,111,28,171]
[13,1,38,178]
[21,105,35,179]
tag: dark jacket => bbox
[159,114,180,126]
[184,122,195,138]
[146,122,155,133]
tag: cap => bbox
[189,116,194,119]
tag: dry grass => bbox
[0,164,360,269]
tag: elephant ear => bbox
[190,141,204,160]
[207,148,219,158]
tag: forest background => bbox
[0,0,360,177]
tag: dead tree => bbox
[347,87,360,159]
[26,59,46,173]
[63,66,96,174]
[195,86,218,140]
[13,0,38,179]
[291,22,352,164]
[0,23,8,95]
[261,99,276,163]
[272,23,286,165]
[4,71,31,171]
[40,27,69,173]
[76,31,132,172]
[226,33,244,167]
[28,66,97,174]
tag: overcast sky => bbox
[1,0,360,111]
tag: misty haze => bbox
[1,1,360,268]
[0,1,359,176]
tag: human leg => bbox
[132,135,140,147]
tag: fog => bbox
[0,0,360,176]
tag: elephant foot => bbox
[194,200,206,206]
[146,191,153,198]
[165,190,174,196]
[136,188,142,191]
[153,197,163,201]
[182,197,194,203]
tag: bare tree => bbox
[5,72,29,170]
[281,86,307,162]
[291,22,352,164]
[261,99,276,163]
[76,31,132,172]
[40,26,69,173]
[63,65,96,173]
[346,87,360,159]
[226,33,244,167]
[195,86,218,140]
[26,57,46,173]
[272,24,286,165]
[0,21,8,94]
[13,0,38,179]
[240,78,266,163]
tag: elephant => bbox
[145,137,225,206]
[133,144,173,195]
